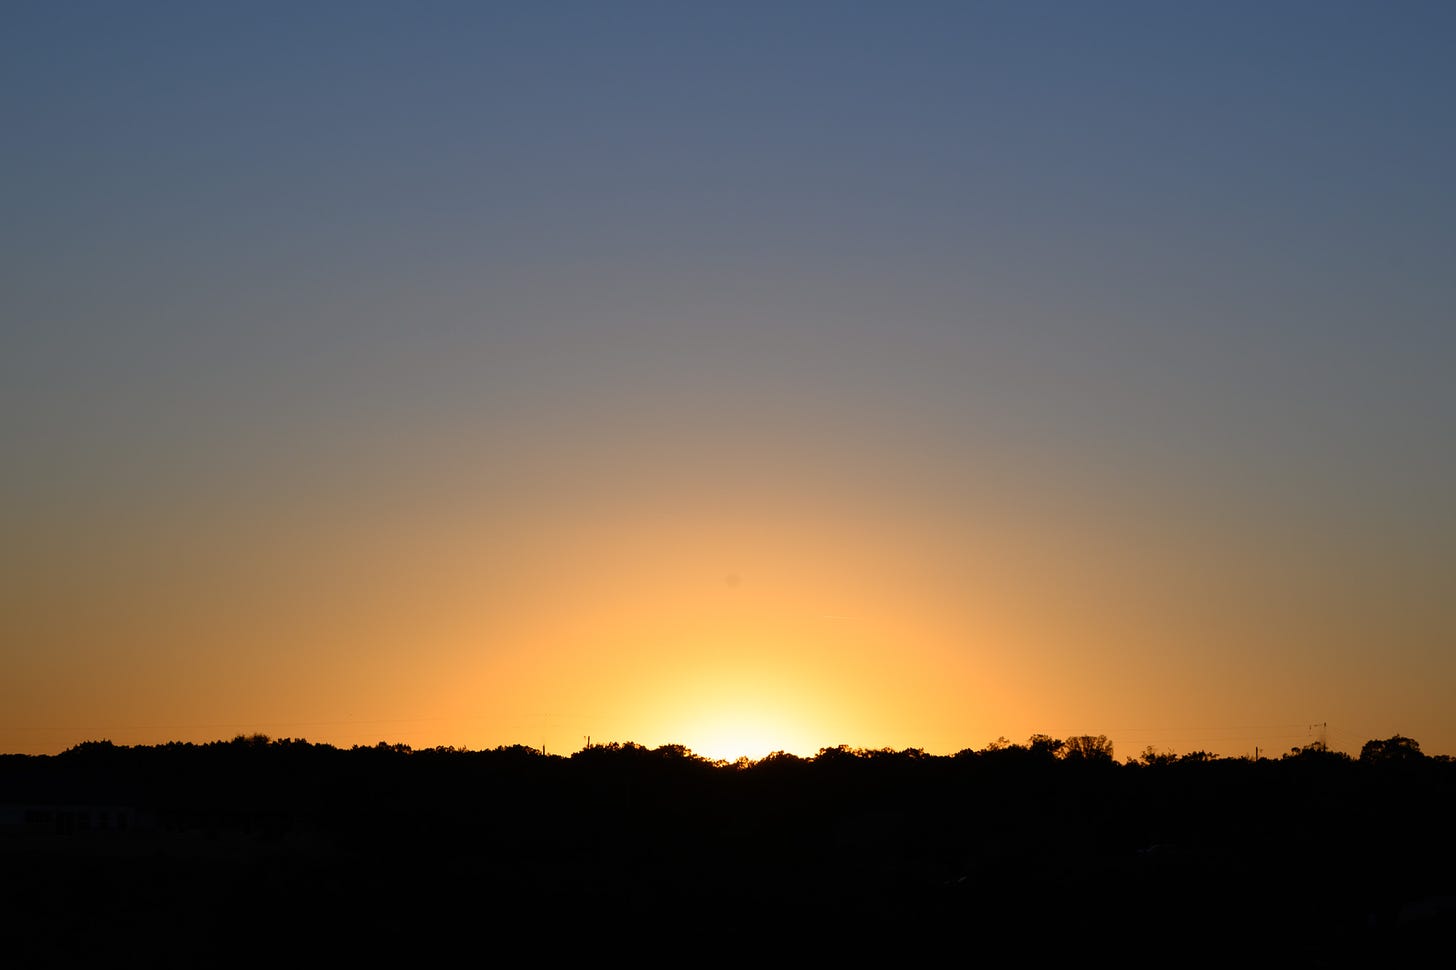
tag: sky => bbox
[4,1,1454,760]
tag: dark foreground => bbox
[3,738,1453,965]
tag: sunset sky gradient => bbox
[5,1,1454,760]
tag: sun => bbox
[669,692,827,762]
[604,622,852,763]
[688,719,795,763]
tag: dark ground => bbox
[4,739,1453,966]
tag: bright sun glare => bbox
[682,708,814,762]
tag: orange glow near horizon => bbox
[7,448,1454,762]
[4,252,1453,762]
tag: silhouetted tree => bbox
[1026,734,1065,758]
[651,743,704,762]
[1132,745,1177,767]
[1179,750,1218,764]
[1282,741,1350,764]
[815,745,860,764]
[1359,735,1424,764]
[1062,735,1114,763]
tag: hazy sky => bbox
[5,1,1454,759]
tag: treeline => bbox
[3,732,1453,963]
[19,726,1443,766]
[4,730,1449,829]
